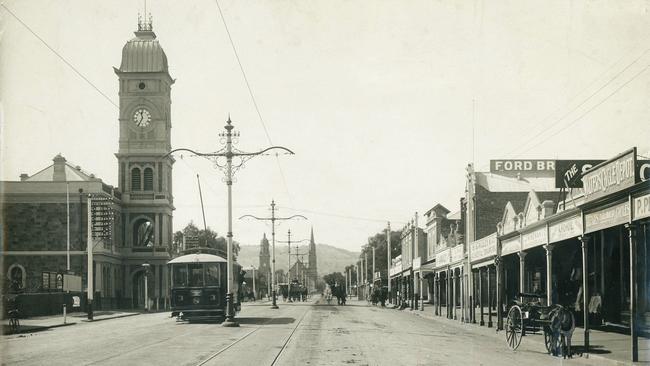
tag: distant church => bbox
[258,228,318,291]
[1,15,174,311]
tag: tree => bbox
[322,272,345,287]
[358,229,401,285]
[172,221,240,259]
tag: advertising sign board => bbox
[581,149,636,203]
[501,236,521,256]
[585,201,631,233]
[522,226,548,250]
[549,215,582,243]
[470,233,497,263]
[634,193,650,221]
[490,160,555,176]
[555,160,604,188]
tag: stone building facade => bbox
[1,17,175,311]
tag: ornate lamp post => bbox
[278,229,310,302]
[164,117,293,327]
[142,262,151,312]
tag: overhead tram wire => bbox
[511,63,650,158]
[477,46,650,170]
[1,4,119,109]
[278,205,407,225]
[502,48,650,160]
[213,0,294,206]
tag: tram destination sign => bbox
[581,149,636,204]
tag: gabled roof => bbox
[499,202,518,235]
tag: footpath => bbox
[349,297,649,365]
[2,310,140,335]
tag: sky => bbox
[2,0,650,252]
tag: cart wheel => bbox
[543,325,560,355]
[505,305,524,350]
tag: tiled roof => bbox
[25,155,95,182]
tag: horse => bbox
[548,306,575,358]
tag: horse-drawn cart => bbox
[505,293,575,357]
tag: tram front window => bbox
[205,263,220,287]
[188,264,204,287]
[173,264,188,287]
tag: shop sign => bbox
[581,150,636,203]
[413,257,421,271]
[436,249,450,268]
[633,193,650,221]
[501,236,521,256]
[585,201,631,233]
[555,160,604,188]
[470,233,497,262]
[522,226,548,250]
[451,245,464,263]
[490,160,555,175]
[548,215,582,243]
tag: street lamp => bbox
[163,117,294,327]
[142,262,150,312]
[240,202,306,309]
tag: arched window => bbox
[7,264,26,292]
[131,168,141,191]
[133,218,154,247]
[143,167,154,191]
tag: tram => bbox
[168,252,242,322]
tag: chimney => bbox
[20,173,29,181]
[53,154,67,181]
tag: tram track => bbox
[194,303,312,366]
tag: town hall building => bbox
[1,16,175,312]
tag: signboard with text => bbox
[555,160,604,188]
[581,149,636,204]
[585,201,631,233]
[451,245,464,263]
[501,236,521,256]
[522,226,548,250]
[436,249,450,268]
[469,233,497,263]
[634,194,650,221]
[549,215,582,243]
[490,160,555,177]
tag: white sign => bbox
[501,236,521,256]
[585,201,630,233]
[470,233,497,262]
[436,249,450,268]
[72,296,81,308]
[63,274,82,292]
[412,257,421,271]
[549,215,582,243]
[522,227,548,250]
[634,194,650,221]
[451,245,464,263]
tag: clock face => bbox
[133,108,151,127]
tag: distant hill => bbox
[236,243,359,277]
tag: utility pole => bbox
[86,194,93,320]
[240,201,306,309]
[164,117,294,327]
[387,221,391,304]
[372,246,376,287]
[277,229,310,303]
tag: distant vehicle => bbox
[168,252,242,322]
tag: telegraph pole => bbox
[240,201,306,309]
[164,117,294,326]
[86,194,93,320]
[387,221,392,304]
[277,229,310,303]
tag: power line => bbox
[504,48,650,159]
[213,0,294,205]
[1,4,119,109]
[478,46,650,170]
[278,206,407,225]
[513,63,650,158]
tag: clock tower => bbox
[114,16,174,307]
